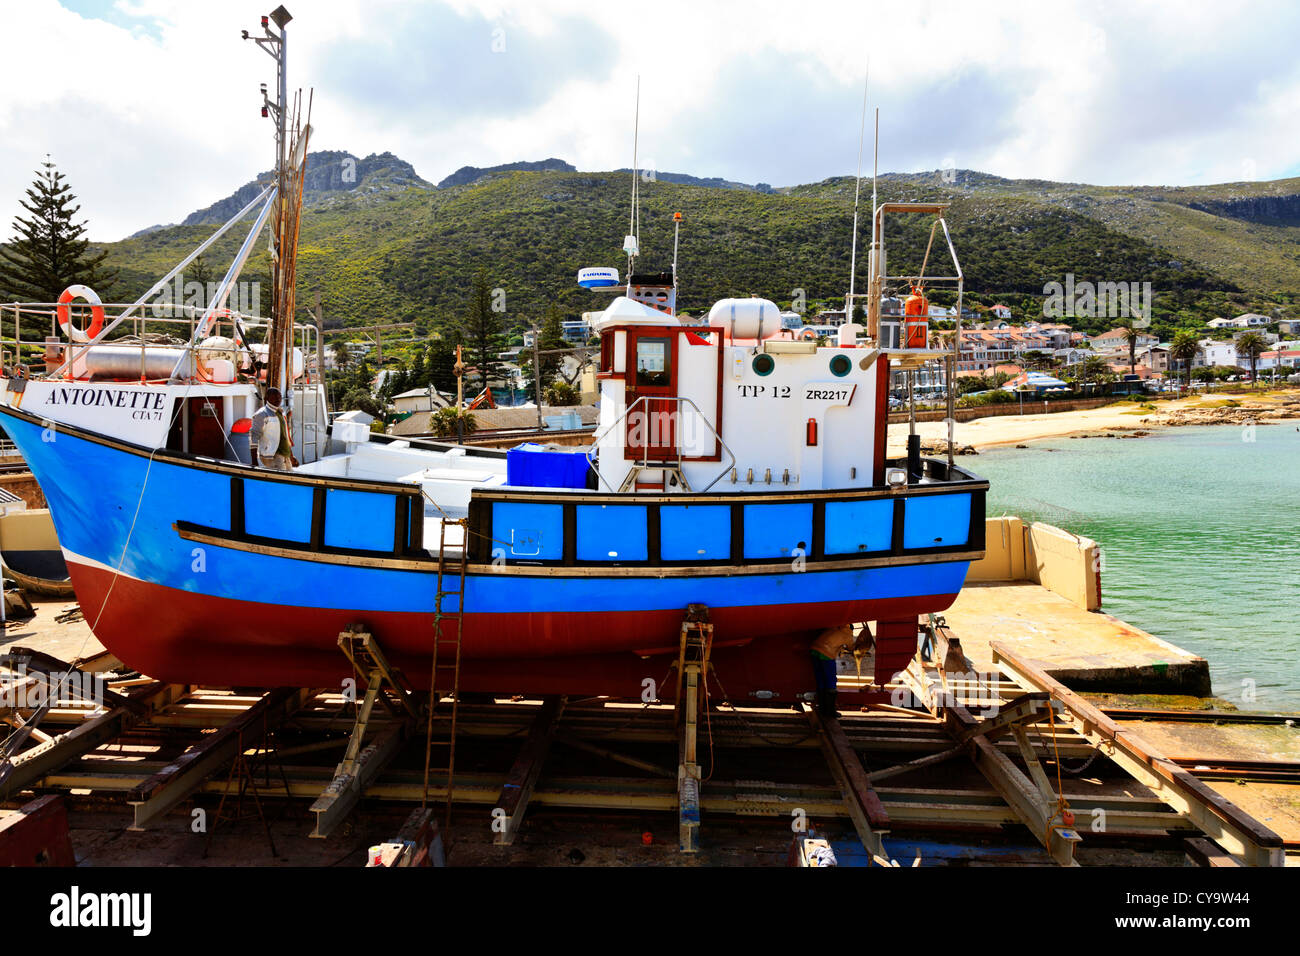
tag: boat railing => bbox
[0,301,320,385]
[587,394,736,493]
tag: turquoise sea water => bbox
[969,423,1300,710]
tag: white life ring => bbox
[57,285,105,344]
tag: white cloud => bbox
[4,0,1299,241]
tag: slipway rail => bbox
[990,641,1285,867]
[1,635,1292,866]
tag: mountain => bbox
[614,170,775,193]
[177,151,432,228]
[95,156,1300,350]
[437,158,574,189]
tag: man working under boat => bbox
[249,387,293,471]
[810,624,872,719]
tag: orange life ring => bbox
[57,285,105,344]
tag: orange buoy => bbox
[57,285,105,344]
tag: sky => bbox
[5,0,1300,240]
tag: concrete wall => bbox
[0,472,46,508]
[969,516,1101,611]
[887,396,1113,425]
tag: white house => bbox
[1089,327,1158,354]
[1198,339,1238,368]
[1135,344,1171,373]
[1053,347,1092,366]
[392,387,452,415]
[1210,313,1270,329]
[990,304,1012,320]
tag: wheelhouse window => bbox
[635,337,671,387]
[600,333,613,372]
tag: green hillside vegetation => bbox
[91,165,1300,365]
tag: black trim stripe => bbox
[230,476,245,536]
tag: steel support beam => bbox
[992,642,1285,867]
[127,687,308,830]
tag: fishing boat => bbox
[0,508,73,598]
[0,14,984,703]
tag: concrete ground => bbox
[942,581,1211,696]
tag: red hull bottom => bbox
[71,562,943,700]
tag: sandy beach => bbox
[886,388,1300,455]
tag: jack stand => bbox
[311,627,419,839]
[673,604,713,853]
[202,723,291,860]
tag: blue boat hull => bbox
[0,406,985,696]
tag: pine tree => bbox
[0,158,117,310]
[464,269,506,390]
[522,304,568,392]
[409,347,427,388]
[428,337,458,395]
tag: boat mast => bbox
[623,76,641,293]
[846,71,868,323]
[867,108,881,344]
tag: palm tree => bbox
[1236,331,1268,387]
[1119,324,1141,375]
[1170,330,1200,391]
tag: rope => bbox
[1039,699,1076,850]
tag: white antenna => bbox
[847,70,869,311]
[624,75,641,281]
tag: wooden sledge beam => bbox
[806,708,890,861]
[493,696,564,846]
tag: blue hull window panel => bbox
[577,504,648,562]
[824,499,894,554]
[506,443,590,489]
[325,488,396,552]
[661,504,730,561]
[743,502,813,559]
[903,493,972,549]
[493,502,564,559]
[173,467,235,532]
[244,478,313,543]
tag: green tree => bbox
[408,347,427,388]
[340,387,385,418]
[1235,330,1267,386]
[427,337,459,395]
[429,407,476,438]
[464,270,506,389]
[1118,323,1141,375]
[1020,350,1056,372]
[545,381,579,406]
[523,304,568,391]
[1170,330,1200,390]
[0,159,116,336]
[1068,354,1115,388]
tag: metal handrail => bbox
[0,302,319,386]
[586,394,736,493]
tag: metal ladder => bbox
[421,517,468,829]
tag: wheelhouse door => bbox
[625,332,678,461]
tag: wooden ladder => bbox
[422,517,468,830]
